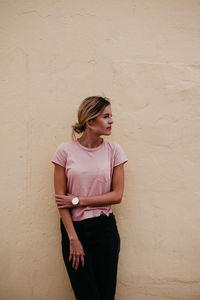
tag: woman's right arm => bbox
[53,163,85,269]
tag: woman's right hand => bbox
[69,238,85,270]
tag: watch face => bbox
[72,197,79,205]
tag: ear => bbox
[86,119,94,129]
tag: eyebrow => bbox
[103,113,112,116]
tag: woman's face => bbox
[88,104,113,136]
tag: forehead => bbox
[100,104,112,115]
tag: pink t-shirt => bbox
[51,139,128,221]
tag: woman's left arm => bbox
[55,163,125,208]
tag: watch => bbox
[72,197,79,206]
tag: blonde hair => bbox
[72,96,111,140]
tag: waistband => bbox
[73,212,116,232]
[74,212,114,223]
[60,213,117,236]
[60,212,115,228]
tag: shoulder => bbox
[104,140,128,166]
[55,140,77,151]
[51,141,77,167]
[52,140,77,159]
[104,140,124,152]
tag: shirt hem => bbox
[72,208,113,222]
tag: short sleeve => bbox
[51,143,67,168]
[113,143,128,167]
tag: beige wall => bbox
[1,1,200,299]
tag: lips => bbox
[107,126,112,130]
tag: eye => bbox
[104,114,112,118]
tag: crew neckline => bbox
[76,138,105,151]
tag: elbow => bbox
[115,198,122,204]
[114,192,123,204]
[117,196,123,204]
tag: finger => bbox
[56,203,65,207]
[58,203,72,208]
[80,254,84,267]
[57,205,67,209]
[56,200,64,204]
[75,256,80,270]
[69,253,72,262]
[72,256,76,268]
[55,198,64,201]
[56,202,66,206]
[58,203,72,207]
[55,195,64,199]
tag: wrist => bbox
[78,197,85,206]
[69,235,79,241]
[72,197,79,206]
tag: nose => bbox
[109,117,113,124]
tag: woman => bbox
[51,96,128,300]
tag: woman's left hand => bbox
[55,194,75,208]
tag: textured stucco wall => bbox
[1,1,200,299]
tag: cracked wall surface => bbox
[0,1,200,299]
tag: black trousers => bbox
[60,213,120,300]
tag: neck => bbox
[78,131,103,148]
